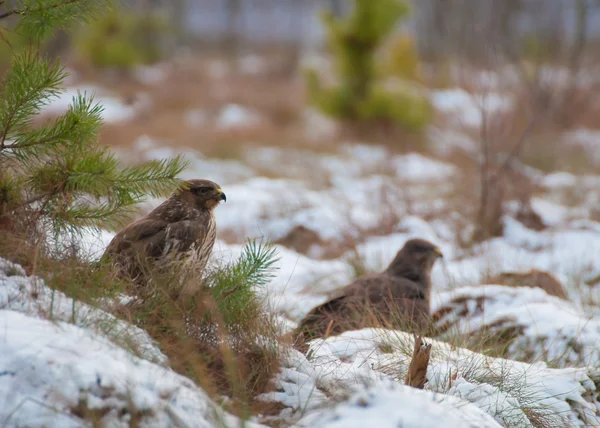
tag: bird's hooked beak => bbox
[217,188,227,203]
[433,247,443,259]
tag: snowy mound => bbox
[0,257,165,364]
[433,285,600,368]
[265,330,600,427]
[0,310,263,428]
[297,380,502,428]
[432,217,600,296]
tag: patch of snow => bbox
[128,135,256,186]
[302,108,339,141]
[53,227,116,262]
[392,153,457,182]
[530,198,570,227]
[430,219,600,297]
[433,284,600,367]
[133,64,169,85]
[542,171,578,188]
[0,309,263,428]
[431,88,513,128]
[339,143,389,165]
[428,127,478,155]
[564,129,600,165]
[216,104,264,129]
[41,85,137,124]
[298,329,600,427]
[0,258,165,364]
[258,349,328,412]
[298,379,503,428]
[211,241,354,321]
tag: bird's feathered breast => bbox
[103,198,216,263]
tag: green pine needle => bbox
[0,0,191,243]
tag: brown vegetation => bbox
[485,269,569,300]
[405,335,431,389]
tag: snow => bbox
[127,135,256,186]
[453,221,600,293]
[54,227,116,262]
[40,85,137,124]
[0,309,263,428]
[563,129,600,165]
[265,330,600,427]
[392,153,457,182]
[431,88,513,128]
[133,63,170,85]
[433,285,600,368]
[302,108,339,141]
[216,103,264,129]
[212,240,354,321]
[298,379,503,428]
[542,171,579,188]
[428,127,478,155]
[0,257,164,364]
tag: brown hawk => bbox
[294,238,443,348]
[102,179,226,284]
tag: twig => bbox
[7,192,50,213]
[405,334,431,389]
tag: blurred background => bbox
[9,0,600,257]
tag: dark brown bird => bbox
[102,179,226,284]
[294,239,443,348]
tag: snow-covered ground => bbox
[60,132,600,426]
[280,329,600,427]
[16,69,600,426]
[0,258,264,428]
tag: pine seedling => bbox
[0,0,188,246]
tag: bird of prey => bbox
[294,238,443,347]
[102,179,226,285]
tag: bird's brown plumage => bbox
[294,238,443,348]
[102,179,226,284]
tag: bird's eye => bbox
[192,187,212,195]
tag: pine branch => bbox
[0,52,66,149]
[0,0,84,21]
[5,0,111,41]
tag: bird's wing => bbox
[103,218,168,257]
[387,277,427,300]
[295,294,351,339]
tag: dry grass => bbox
[107,241,285,419]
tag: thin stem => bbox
[8,192,50,213]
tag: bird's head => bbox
[386,238,443,280]
[177,179,226,211]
